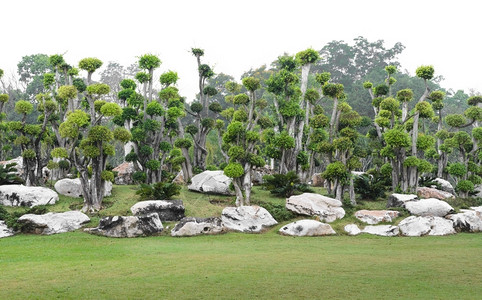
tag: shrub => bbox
[0,163,22,185]
[353,174,388,200]
[136,182,181,200]
[257,201,295,222]
[132,171,147,183]
[263,171,313,198]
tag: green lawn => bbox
[1,185,481,299]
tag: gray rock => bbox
[0,221,14,238]
[172,171,185,185]
[86,213,163,238]
[171,217,225,236]
[222,206,278,233]
[0,156,23,177]
[387,193,418,208]
[417,186,455,200]
[362,225,399,237]
[54,178,112,198]
[113,162,134,185]
[286,193,345,223]
[354,210,400,225]
[404,198,454,217]
[279,220,336,236]
[188,170,232,195]
[311,173,324,187]
[17,211,90,235]
[398,216,455,236]
[0,185,58,207]
[344,224,361,236]
[433,178,455,195]
[130,200,185,221]
[448,206,482,232]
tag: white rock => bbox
[54,178,112,198]
[354,210,400,224]
[279,220,336,236]
[0,185,58,207]
[0,156,23,177]
[433,178,455,195]
[86,213,163,238]
[362,225,399,237]
[404,198,454,217]
[387,193,418,208]
[417,187,455,200]
[286,193,345,223]
[130,200,185,221]
[398,216,455,236]
[221,206,278,233]
[448,207,482,232]
[17,211,90,235]
[188,171,232,195]
[171,217,225,237]
[0,221,14,238]
[344,224,361,236]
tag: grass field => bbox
[1,185,481,299]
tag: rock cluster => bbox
[188,171,232,195]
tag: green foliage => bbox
[310,114,329,128]
[464,106,482,121]
[72,78,86,93]
[456,180,474,193]
[417,134,435,151]
[224,162,244,178]
[113,127,132,143]
[136,182,181,200]
[15,100,34,115]
[203,86,217,96]
[373,84,389,97]
[100,102,122,117]
[22,149,36,159]
[447,162,467,178]
[57,85,77,101]
[385,65,397,75]
[380,97,399,112]
[304,88,319,104]
[87,83,110,95]
[354,174,388,200]
[417,159,433,174]
[384,127,410,148]
[174,138,192,149]
[51,147,68,158]
[208,102,223,113]
[0,163,22,185]
[415,65,434,80]
[428,91,445,102]
[125,151,138,162]
[256,201,295,222]
[101,170,114,182]
[0,94,9,103]
[43,73,55,89]
[78,58,103,73]
[322,83,344,98]
[120,79,136,90]
[228,146,245,160]
[322,161,348,182]
[138,54,161,70]
[467,95,482,106]
[380,163,393,177]
[275,131,295,149]
[316,72,331,85]
[190,102,203,113]
[363,81,373,89]
[242,77,261,92]
[296,48,320,65]
[146,101,163,116]
[146,159,161,171]
[396,89,413,102]
[198,64,214,78]
[263,171,313,198]
[415,101,434,118]
[233,93,249,105]
[132,171,147,183]
[135,72,151,83]
[88,125,113,142]
[233,109,248,122]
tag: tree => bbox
[17,54,53,100]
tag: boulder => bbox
[344,224,361,236]
[362,225,399,237]
[354,210,400,225]
[398,216,455,236]
[286,193,345,223]
[417,187,454,200]
[86,213,163,238]
[130,200,185,221]
[0,185,58,207]
[252,166,274,185]
[311,173,324,187]
[433,178,455,195]
[0,156,23,177]
[188,170,232,195]
[279,220,336,236]
[171,217,225,237]
[0,221,14,238]
[387,193,418,208]
[221,206,278,233]
[172,171,185,185]
[448,206,482,232]
[54,178,112,198]
[17,211,90,235]
[113,162,134,185]
[404,198,454,217]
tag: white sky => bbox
[1,0,481,100]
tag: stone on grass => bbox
[417,187,454,200]
[172,171,185,185]
[17,211,90,235]
[54,178,112,198]
[113,162,134,185]
[279,220,336,236]
[0,185,58,207]
[171,217,225,237]
[311,173,324,187]
[188,170,232,195]
[130,200,185,221]
[344,224,361,236]
[86,213,163,238]
[0,156,23,177]
[433,178,455,195]
[354,210,400,225]
[0,221,14,238]
[448,206,482,232]
[387,193,418,208]
[398,216,455,236]
[221,206,277,233]
[404,198,454,217]
[286,193,345,223]
[362,225,399,237]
